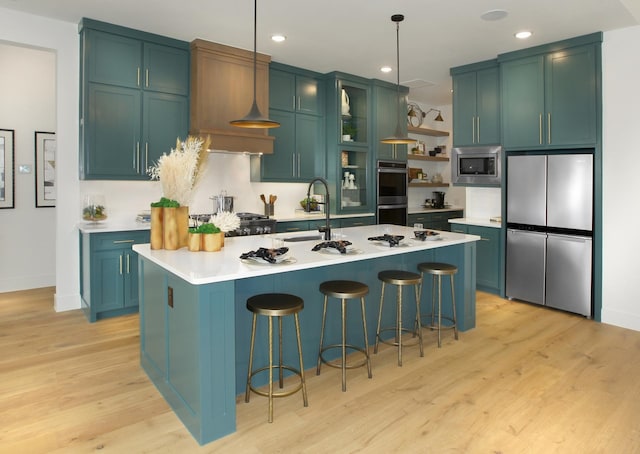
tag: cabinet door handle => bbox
[145,69,149,88]
[547,112,551,144]
[126,254,130,274]
[145,143,149,172]
[297,153,301,177]
[113,239,135,244]
[137,67,140,87]
[295,96,299,110]
[135,142,140,172]
[480,237,490,241]
[476,116,480,143]
[539,114,543,145]
[119,255,123,275]
[292,155,296,177]
[472,117,475,143]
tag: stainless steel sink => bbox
[282,235,322,242]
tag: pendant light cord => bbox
[252,0,257,103]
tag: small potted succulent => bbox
[189,222,223,252]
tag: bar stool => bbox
[245,293,308,423]
[374,270,423,366]
[316,280,372,392]
[417,262,459,348]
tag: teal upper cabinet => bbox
[498,33,601,150]
[324,72,372,214]
[450,60,500,147]
[372,79,409,161]
[269,65,322,115]
[79,19,190,180]
[252,63,324,182]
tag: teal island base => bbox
[138,242,476,445]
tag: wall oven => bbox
[376,160,408,226]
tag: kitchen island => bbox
[134,224,479,445]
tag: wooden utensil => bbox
[260,194,266,205]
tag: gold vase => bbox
[150,206,164,250]
[188,232,201,252]
[163,206,189,250]
[202,232,224,252]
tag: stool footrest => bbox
[376,327,421,348]
[248,365,304,398]
[419,314,457,330]
[318,344,369,370]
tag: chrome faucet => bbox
[306,177,331,241]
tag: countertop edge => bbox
[449,218,502,228]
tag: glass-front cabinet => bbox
[325,72,372,214]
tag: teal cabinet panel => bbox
[475,67,501,145]
[449,223,502,295]
[269,67,322,115]
[140,260,167,378]
[257,64,324,182]
[408,211,463,231]
[275,220,309,233]
[373,82,408,161]
[500,43,598,150]
[80,21,189,180]
[339,216,375,228]
[500,55,545,149]
[144,42,189,95]
[80,229,150,322]
[451,62,500,147]
[452,71,477,146]
[86,29,141,88]
[143,92,190,168]
[545,45,597,147]
[84,84,142,179]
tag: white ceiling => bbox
[1,0,638,105]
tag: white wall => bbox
[0,10,79,313]
[601,26,640,331]
[0,43,56,292]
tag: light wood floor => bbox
[2,288,640,453]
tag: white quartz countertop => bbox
[408,206,464,214]
[448,217,502,228]
[133,224,480,285]
[78,220,151,233]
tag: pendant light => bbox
[230,0,280,129]
[381,14,416,144]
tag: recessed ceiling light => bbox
[380,66,392,73]
[271,34,286,43]
[481,9,508,21]
[515,31,533,39]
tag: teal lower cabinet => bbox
[79,229,150,322]
[450,223,503,295]
[339,216,375,228]
[408,210,464,231]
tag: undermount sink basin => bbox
[282,235,323,242]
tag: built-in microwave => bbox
[451,145,502,186]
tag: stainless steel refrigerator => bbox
[506,153,593,317]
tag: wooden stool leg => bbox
[374,282,386,354]
[316,295,328,375]
[360,296,372,379]
[245,313,257,403]
[294,313,308,407]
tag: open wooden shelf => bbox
[408,182,450,188]
[408,126,450,137]
[407,154,449,162]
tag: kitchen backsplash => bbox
[464,187,501,219]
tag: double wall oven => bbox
[376,160,408,226]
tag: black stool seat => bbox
[245,292,308,423]
[317,280,372,391]
[247,293,304,316]
[378,270,422,286]
[375,270,424,366]
[417,262,459,348]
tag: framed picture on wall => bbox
[0,128,15,209]
[35,131,56,208]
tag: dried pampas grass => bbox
[148,136,210,206]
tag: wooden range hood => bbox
[190,39,275,154]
